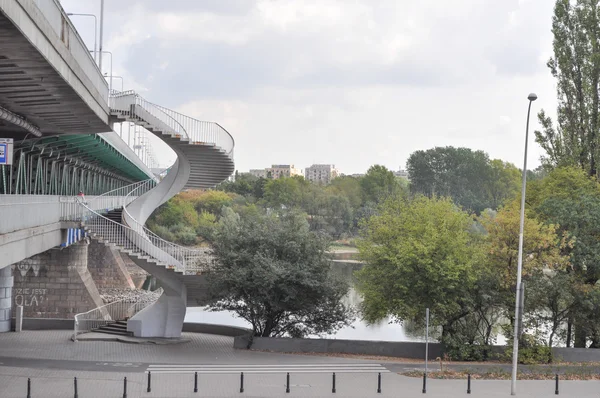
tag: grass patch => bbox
[402,368,600,380]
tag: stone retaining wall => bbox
[11,242,104,319]
[87,240,135,289]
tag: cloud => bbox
[59,0,557,173]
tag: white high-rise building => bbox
[305,164,339,184]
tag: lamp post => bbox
[90,50,112,91]
[66,13,97,63]
[510,92,538,396]
[98,0,104,72]
[104,75,124,92]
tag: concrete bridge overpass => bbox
[0,0,235,336]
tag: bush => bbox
[445,343,493,362]
[501,334,553,364]
[518,346,553,364]
[151,224,176,242]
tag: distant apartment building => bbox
[305,164,339,184]
[247,165,302,179]
[394,168,409,180]
[248,169,268,178]
[267,164,303,179]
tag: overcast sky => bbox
[60,0,556,175]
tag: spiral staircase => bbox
[78,91,234,338]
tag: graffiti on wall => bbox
[14,288,47,307]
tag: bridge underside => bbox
[0,1,110,139]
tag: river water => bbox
[184,262,426,342]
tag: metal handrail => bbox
[73,297,155,341]
[109,90,189,141]
[109,90,234,158]
[122,196,208,273]
[152,102,234,156]
[59,181,155,221]
[90,179,155,200]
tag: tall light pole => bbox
[66,13,97,63]
[104,75,124,92]
[98,0,104,72]
[90,50,112,91]
[510,92,538,396]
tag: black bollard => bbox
[240,372,244,393]
[467,374,471,394]
[286,372,290,393]
[422,372,426,394]
[74,377,78,398]
[123,376,127,398]
[332,372,336,393]
[194,371,198,393]
[555,374,559,395]
[377,372,381,394]
[147,371,151,393]
[27,378,31,398]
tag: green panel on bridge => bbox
[25,134,150,182]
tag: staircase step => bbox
[93,328,134,337]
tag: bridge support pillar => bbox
[0,266,13,332]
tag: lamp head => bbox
[528,93,538,101]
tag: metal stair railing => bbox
[60,179,155,222]
[121,189,209,275]
[152,102,234,156]
[73,298,155,341]
[109,90,188,140]
[109,90,234,158]
[74,196,208,275]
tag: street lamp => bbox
[510,92,538,396]
[104,75,124,92]
[66,13,97,63]
[90,50,112,91]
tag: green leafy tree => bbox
[263,176,307,208]
[356,196,484,339]
[535,0,600,176]
[217,173,267,200]
[327,176,363,209]
[207,209,354,337]
[360,165,401,204]
[407,147,512,213]
[527,167,600,346]
[486,159,521,209]
[192,190,234,215]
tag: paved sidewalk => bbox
[1,331,600,396]
[0,365,597,397]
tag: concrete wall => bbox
[87,240,135,289]
[10,317,73,330]
[552,347,600,363]
[234,336,444,359]
[11,242,104,319]
[182,323,251,337]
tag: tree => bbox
[207,208,354,337]
[356,196,484,339]
[478,199,568,345]
[217,173,267,200]
[407,147,517,213]
[327,175,363,209]
[527,167,600,346]
[263,176,306,208]
[486,159,521,210]
[360,165,401,204]
[535,0,600,176]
